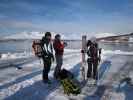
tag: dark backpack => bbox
[59,69,74,80]
[87,43,98,59]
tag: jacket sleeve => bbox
[40,37,48,56]
[87,49,91,57]
[54,42,64,51]
[40,37,44,47]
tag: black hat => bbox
[55,34,61,39]
[87,40,92,47]
[45,32,51,37]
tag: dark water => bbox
[0,40,33,53]
[99,42,133,52]
[0,40,133,53]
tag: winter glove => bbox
[81,49,87,53]
[48,53,54,62]
[51,54,55,62]
[81,50,85,53]
[64,42,68,47]
[99,48,102,54]
[98,56,101,63]
[52,56,55,62]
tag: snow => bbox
[3,31,67,40]
[0,49,81,100]
[94,33,116,38]
[129,37,133,42]
[4,32,41,39]
[3,32,57,40]
[0,49,133,100]
[103,49,133,55]
[3,31,81,40]
[0,49,79,60]
[1,52,33,60]
[47,94,69,100]
[61,33,82,40]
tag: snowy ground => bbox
[0,49,133,100]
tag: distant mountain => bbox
[3,32,81,40]
[129,37,133,42]
[94,33,116,38]
[3,32,43,39]
[3,31,116,40]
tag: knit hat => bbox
[45,32,51,37]
[55,34,61,39]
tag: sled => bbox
[58,69,81,95]
[61,78,81,95]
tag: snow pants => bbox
[87,58,98,80]
[42,57,52,81]
[54,55,63,79]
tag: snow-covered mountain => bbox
[3,32,116,40]
[3,32,46,39]
[94,33,116,38]
[129,37,133,42]
[3,32,81,40]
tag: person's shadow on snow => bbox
[116,78,133,100]
[0,70,42,90]
[4,62,81,100]
[4,79,60,100]
[84,60,111,100]
[98,60,111,80]
[84,85,106,100]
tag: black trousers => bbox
[87,58,98,79]
[42,57,52,81]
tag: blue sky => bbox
[0,0,133,36]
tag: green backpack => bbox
[61,78,81,95]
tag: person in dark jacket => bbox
[86,39,101,80]
[53,34,67,79]
[41,32,54,83]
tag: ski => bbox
[81,35,87,81]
